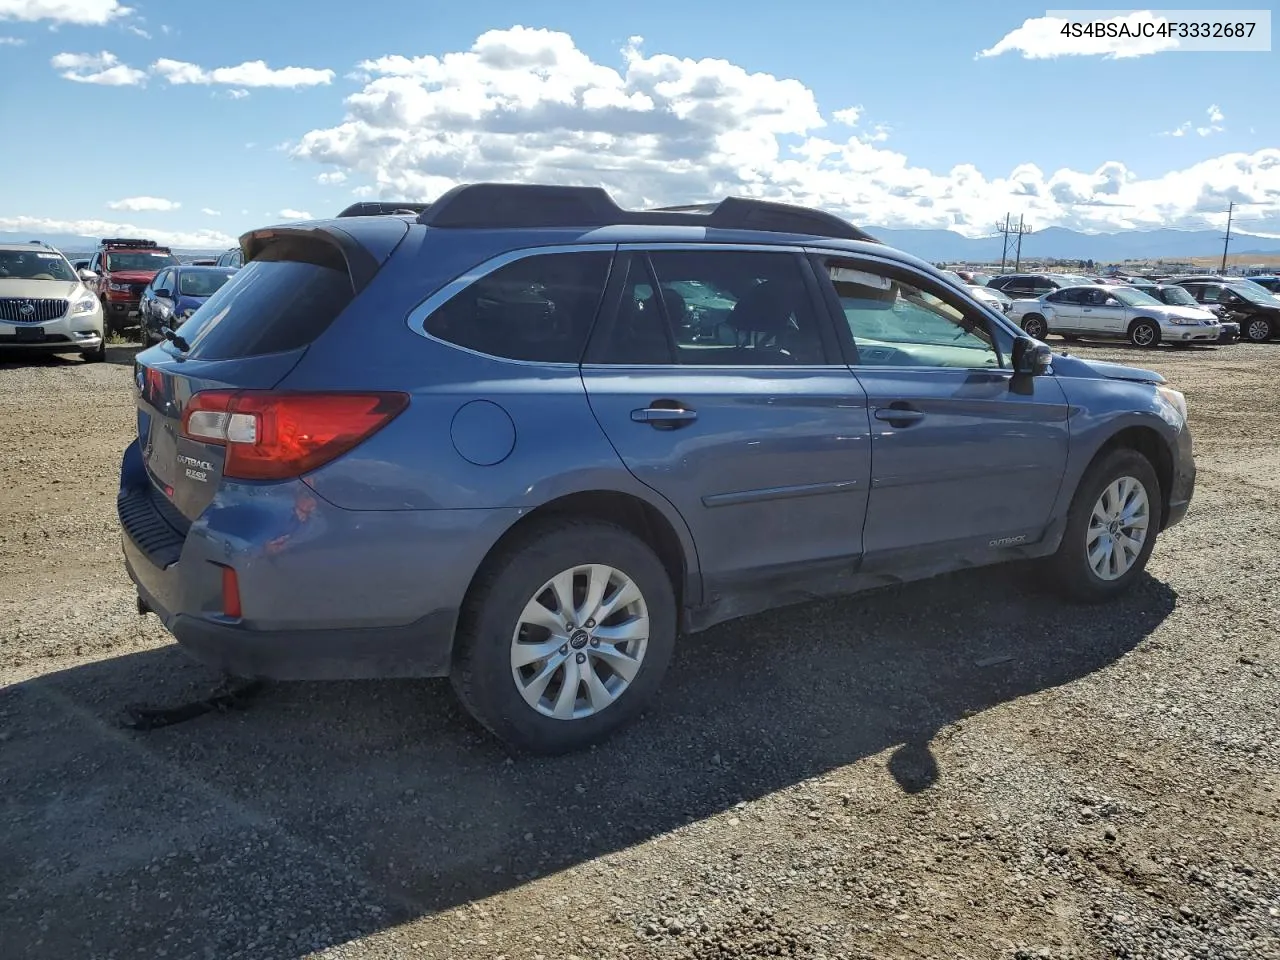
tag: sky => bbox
[0,0,1277,248]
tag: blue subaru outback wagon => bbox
[120,184,1195,753]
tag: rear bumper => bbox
[117,439,520,680]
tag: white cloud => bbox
[978,13,1179,60]
[106,195,180,212]
[317,171,347,185]
[0,34,24,44]
[832,106,862,126]
[1163,104,1226,138]
[0,0,130,25]
[124,23,147,38]
[227,88,249,99]
[288,28,1280,237]
[200,207,221,216]
[50,50,145,85]
[152,57,333,88]
[278,209,312,220]
[0,215,232,249]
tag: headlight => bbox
[1157,386,1188,424]
[108,281,130,292]
[69,296,98,316]
[1166,316,1199,326]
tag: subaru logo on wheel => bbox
[18,301,35,318]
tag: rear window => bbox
[424,251,611,363]
[177,241,353,361]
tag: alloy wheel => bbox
[1086,476,1150,581]
[510,564,649,720]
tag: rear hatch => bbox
[132,226,401,524]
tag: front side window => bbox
[826,260,1000,369]
[599,249,826,366]
[425,251,611,363]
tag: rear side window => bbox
[425,251,611,363]
[178,241,354,361]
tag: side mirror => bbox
[154,288,172,299]
[1012,336,1052,376]
[1104,297,1121,306]
[78,269,98,281]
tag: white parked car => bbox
[0,242,106,362]
[1010,284,1221,348]
[967,283,1012,314]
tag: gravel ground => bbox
[1,342,1277,960]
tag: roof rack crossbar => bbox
[99,238,160,248]
[336,201,432,218]
[413,183,878,243]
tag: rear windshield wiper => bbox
[160,326,190,353]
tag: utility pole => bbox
[1220,201,1234,274]
[995,213,1033,272]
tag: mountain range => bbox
[5,226,1280,265]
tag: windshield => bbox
[0,249,77,281]
[1110,287,1162,307]
[1159,286,1198,306]
[178,270,236,297]
[106,251,179,272]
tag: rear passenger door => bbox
[581,246,873,599]
[1042,288,1085,331]
[810,254,1070,567]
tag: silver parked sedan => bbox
[1011,284,1221,348]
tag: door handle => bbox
[631,405,698,429]
[874,406,925,425]
[1082,308,1093,312]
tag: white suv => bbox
[0,242,106,362]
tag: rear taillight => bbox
[181,391,409,480]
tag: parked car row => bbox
[977,271,1280,346]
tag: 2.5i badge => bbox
[177,453,213,483]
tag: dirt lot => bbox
[1,342,1277,960]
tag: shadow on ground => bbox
[0,567,1176,958]
[0,343,141,368]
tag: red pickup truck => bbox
[86,238,180,336]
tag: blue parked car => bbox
[120,184,1196,754]
[138,264,238,344]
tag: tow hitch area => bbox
[120,675,266,731]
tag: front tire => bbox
[1045,448,1162,603]
[1242,316,1274,343]
[82,338,106,363]
[1021,314,1048,339]
[451,519,677,754]
[1129,318,1160,348]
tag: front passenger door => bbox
[812,255,1070,567]
[581,247,872,599]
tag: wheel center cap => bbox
[1108,519,1121,536]
[570,629,590,650]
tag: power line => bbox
[994,213,1033,272]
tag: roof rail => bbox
[415,183,879,243]
[336,201,432,218]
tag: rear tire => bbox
[1021,314,1048,339]
[1129,319,1160,348]
[451,519,677,755]
[1044,448,1162,603]
[1242,316,1274,343]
